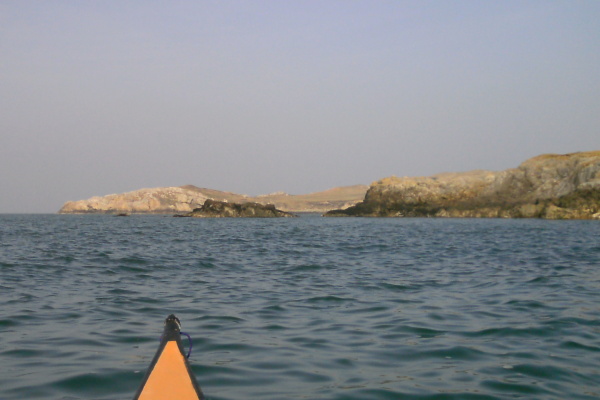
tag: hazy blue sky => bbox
[2,1,599,213]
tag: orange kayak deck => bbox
[133,315,204,400]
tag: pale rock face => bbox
[366,170,499,205]
[514,152,600,199]
[326,151,600,219]
[59,185,369,214]
[59,187,209,214]
[366,152,600,206]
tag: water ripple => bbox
[1,215,599,399]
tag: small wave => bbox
[255,305,287,320]
[0,318,17,328]
[288,336,333,350]
[106,288,138,295]
[197,315,245,323]
[259,304,286,312]
[117,264,148,273]
[306,295,355,303]
[50,370,138,398]
[0,261,15,268]
[195,260,217,269]
[504,299,548,309]
[1,348,47,358]
[557,316,600,327]
[380,282,413,291]
[261,324,287,331]
[335,388,410,400]
[105,328,153,344]
[401,325,446,338]
[480,379,553,396]
[395,345,490,361]
[511,363,579,382]
[51,254,76,263]
[560,340,600,352]
[350,305,390,314]
[118,255,150,266]
[287,264,325,272]
[242,360,292,371]
[209,342,264,352]
[470,280,499,289]
[462,326,548,338]
[526,276,552,284]
[281,369,332,383]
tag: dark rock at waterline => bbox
[182,199,297,218]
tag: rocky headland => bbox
[179,199,296,218]
[58,185,367,214]
[325,151,600,219]
[59,186,214,214]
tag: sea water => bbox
[0,214,599,400]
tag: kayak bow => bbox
[133,314,205,400]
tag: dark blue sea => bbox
[1,214,599,400]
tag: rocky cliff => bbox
[59,185,367,214]
[325,151,600,219]
[58,187,210,214]
[181,199,296,218]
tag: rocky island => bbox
[325,151,600,219]
[58,185,367,214]
[178,199,296,218]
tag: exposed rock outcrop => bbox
[325,151,600,219]
[59,185,367,214]
[182,200,296,218]
[59,187,213,214]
